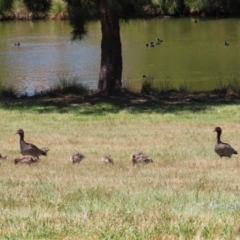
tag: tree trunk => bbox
[98,1,122,95]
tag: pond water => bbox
[1,18,240,96]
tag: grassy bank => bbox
[1,97,240,239]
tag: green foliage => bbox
[108,0,148,18]
[47,77,90,97]
[0,86,17,98]
[0,0,14,13]
[22,0,51,12]
[62,0,148,39]
[49,0,67,19]
[184,0,208,10]
[63,0,99,40]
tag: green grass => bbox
[1,99,240,239]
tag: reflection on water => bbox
[0,18,240,95]
[0,21,101,96]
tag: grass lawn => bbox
[1,94,240,239]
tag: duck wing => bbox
[20,141,46,157]
[215,141,237,157]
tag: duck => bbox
[40,147,50,155]
[0,153,7,159]
[143,75,154,81]
[131,151,153,165]
[146,42,155,48]
[101,154,114,164]
[213,127,238,158]
[70,152,85,164]
[14,43,20,46]
[14,155,38,165]
[15,129,47,158]
[157,38,163,43]
[224,41,229,46]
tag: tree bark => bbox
[98,0,122,95]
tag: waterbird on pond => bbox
[157,38,163,43]
[15,129,47,158]
[143,75,154,81]
[14,43,20,46]
[70,152,85,164]
[146,42,155,47]
[131,151,153,165]
[14,155,38,165]
[213,127,237,158]
[224,41,229,46]
[101,154,114,164]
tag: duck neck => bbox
[216,131,221,143]
[19,133,24,141]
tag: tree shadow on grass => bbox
[0,89,240,115]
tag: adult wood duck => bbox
[15,129,47,158]
[214,127,238,158]
[14,155,38,165]
[70,152,85,164]
[131,151,153,165]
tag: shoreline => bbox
[1,89,240,109]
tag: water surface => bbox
[0,18,240,95]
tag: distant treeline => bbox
[1,0,240,21]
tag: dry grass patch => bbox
[0,102,240,239]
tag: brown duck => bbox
[214,127,238,158]
[70,152,85,164]
[15,129,47,158]
[131,151,153,165]
[14,155,38,165]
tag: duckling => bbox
[131,151,153,165]
[214,127,237,158]
[70,152,85,164]
[14,155,38,165]
[15,129,47,158]
[0,153,7,160]
[40,147,50,155]
[101,154,114,164]
[224,41,229,46]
